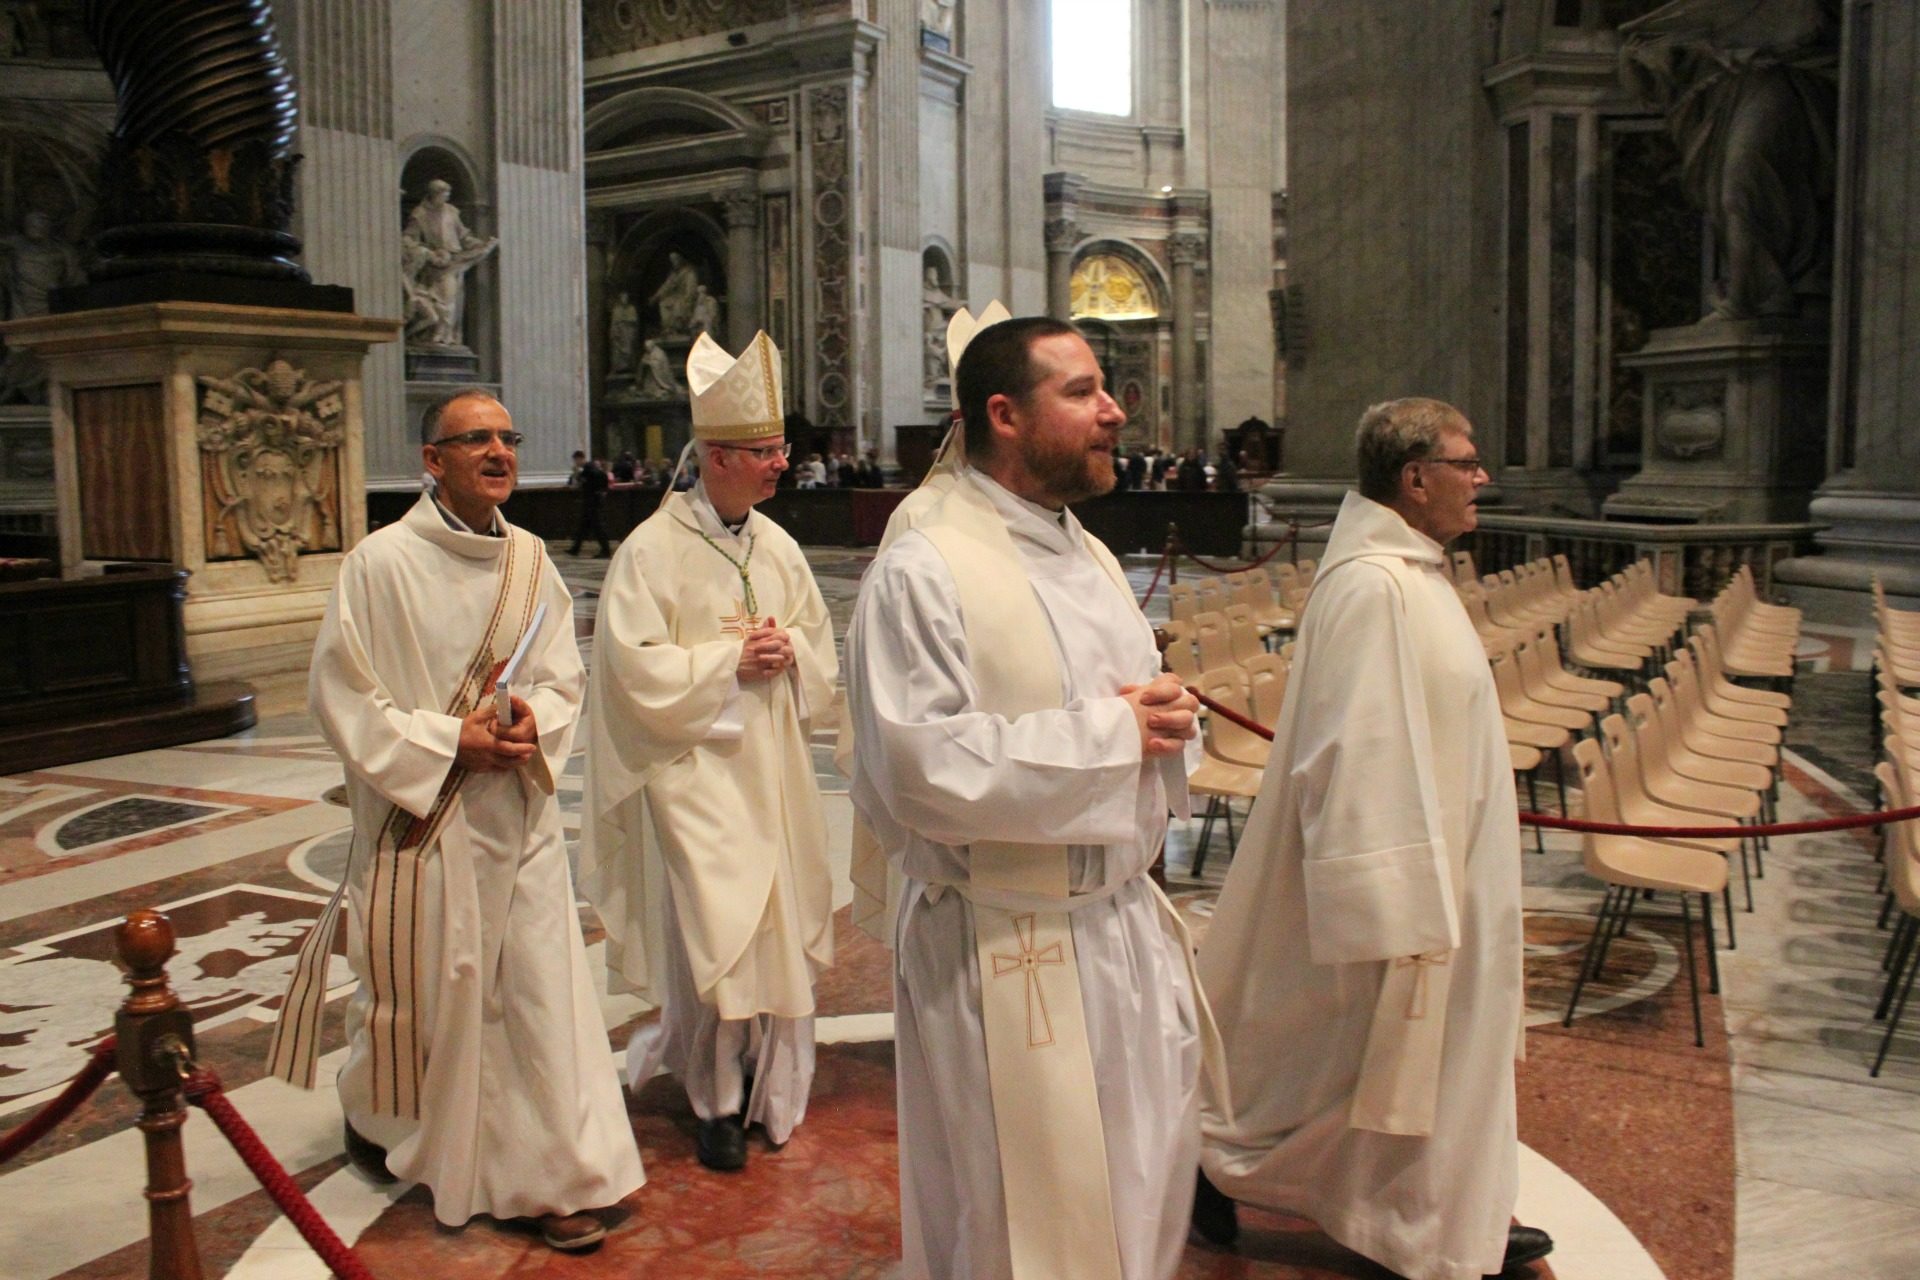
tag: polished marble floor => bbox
[1,547,1916,1279]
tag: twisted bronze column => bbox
[84,0,308,283]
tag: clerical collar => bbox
[432,496,503,537]
[687,481,750,543]
[969,472,1079,548]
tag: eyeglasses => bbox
[1423,455,1488,475]
[714,442,791,462]
[432,429,525,449]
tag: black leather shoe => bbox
[343,1121,395,1184]
[695,1116,747,1171]
[1485,1224,1554,1277]
[1190,1168,1238,1247]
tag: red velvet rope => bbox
[0,1036,117,1166]
[184,1069,379,1280]
[1181,539,1288,575]
[1185,685,1920,840]
[1138,543,1173,608]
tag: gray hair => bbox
[420,390,503,444]
[1354,397,1469,502]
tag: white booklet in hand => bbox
[494,601,549,728]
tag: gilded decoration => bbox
[1070,254,1158,321]
[584,0,826,60]
[196,360,346,581]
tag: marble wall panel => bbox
[496,163,590,478]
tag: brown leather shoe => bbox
[538,1211,607,1251]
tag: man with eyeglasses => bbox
[271,390,643,1251]
[582,332,837,1173]
[1193,398,1551,1280]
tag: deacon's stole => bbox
[266,524,550,1118]
[914,477,1141,1280]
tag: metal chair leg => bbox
[1701,892,1720,994]
[1564,885,1620,1027]
[1872,925,1920,1078]
[1525,771,1545,856]
[1681,893,1705,1047]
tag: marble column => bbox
[1044,216,1078,321]
[1777,0,1920,616]
[1169,232,1204,453]
[722,192,762,353]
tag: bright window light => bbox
[1050,0,1132,117]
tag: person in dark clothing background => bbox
[568,449,612,557]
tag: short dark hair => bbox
[420,390,503,444]
[955,316,1082,461]
[1354,397,1469,502]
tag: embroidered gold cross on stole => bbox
[991,913,1066,1048]
[718,598,762,637]
[1394,950,1452,1019]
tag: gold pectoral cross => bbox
[1394,950,1452,1020]
[991,913,1066,1049]
[718,598,762,638]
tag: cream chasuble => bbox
[581,484,836,1021]
[284,494,643,1225]
[1198,491,1525,1280]
[848,471,1217,1280]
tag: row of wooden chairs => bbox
[1168,560,1318,634]
[1870,577,1920,1075]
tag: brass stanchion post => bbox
[115,910,205,1280]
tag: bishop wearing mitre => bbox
[581,332,837,1173]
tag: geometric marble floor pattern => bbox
[1,544,1916,1278]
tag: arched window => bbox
[1049,0,1133,117]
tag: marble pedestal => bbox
[1605,317,1828,523]
[0,302,400,679]
[1250,476,1350,561]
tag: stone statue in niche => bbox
[648,250,701,336]
[922,0,956,43]
[636,339,680,399]
[1619,0,1838,321]
[922,262,957,390]
[690,284,721,338]
[401,179,498,348]
[608,291,639,373]
[0,210,87,405]
[196,359,347,583]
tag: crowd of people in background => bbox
[1112,444,1244,493]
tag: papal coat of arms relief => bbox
[195,359,346,582]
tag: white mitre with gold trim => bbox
[687,331,785,442]
[945,300,1012,409]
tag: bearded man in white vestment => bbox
[277,391,643,1251]
[582,332,836,1173]
[1192,398,1552,1280]
[846,316,1209,1280]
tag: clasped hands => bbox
[737,617,796,683]
[455,697,539,773]
[1120,673,1199,758]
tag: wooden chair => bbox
[1870,761,1920,1076]
[1194,610,1234,674]
[1562,738,1726,1047]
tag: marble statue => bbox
[690,284,721,338]
[922,263,957,388]
[1619,0,1838,320]
[401,179,498,348]
[648,250,701,336]
[636,338,679,399]
[922,0,956,42]
[608,291,640,373]
[0,210,87,405]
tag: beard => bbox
[1021,430,1115,507]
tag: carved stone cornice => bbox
[721,191,761,229]
[1044,217,1081,255]
[1167,232,1207,266]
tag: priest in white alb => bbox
[268,390,643,1251]
[845,315,1218,1280]
[1192,398,1552,1280]
[581,331,836,1173]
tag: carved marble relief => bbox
[196,360,346,582]
[584,0,833,60]
[808,84,851,429]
